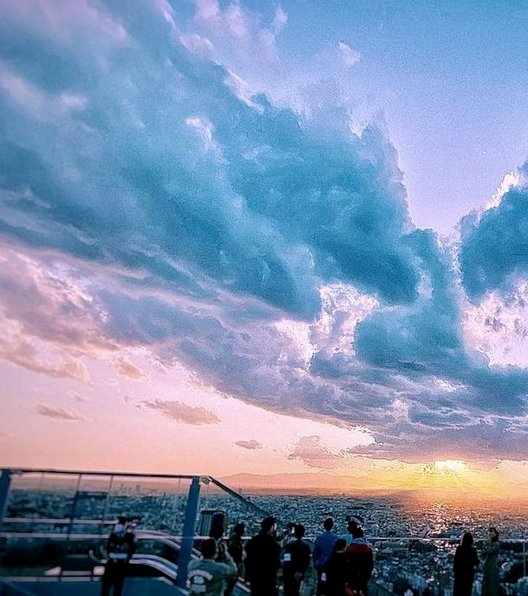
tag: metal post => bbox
[0,469,12,535]
[523,540,526,579]
[175,476,201,589]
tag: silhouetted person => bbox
[345,526,374,596]
[482,527,500,596]
[453,532,479,596]
[188,538,236,595]
[314,517,339,595]
[282,524,311,596]
[101,518,136,596]
[342,518,361,546]
[245,516,281,596]
[224,522,245,596]
[324,538,348,596]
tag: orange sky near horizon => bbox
[3,350,528,501]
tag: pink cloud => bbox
[0,331,89,382]
[114,357,146,380]
[288,435,342,469]
[36,403,88,422]
[143,399,221,425]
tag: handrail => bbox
[1,468,201,480]
[206,477,271,518]
[1,468,273,524]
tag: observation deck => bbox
[1,469,527,596]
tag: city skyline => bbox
[1,0,528,497]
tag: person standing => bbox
[324,538,348,596]
[453,532,479,596]
[345,526,374,596]
[313,517,339,595]
[481,527,500,596]
[244,516,281,596]
[100,518,136,596]
[224,522,245,596]
[188,538,236,596]
[282,524,311,596]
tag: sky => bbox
[1,0,528,497]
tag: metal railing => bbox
[0,468,270,590]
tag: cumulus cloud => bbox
[0,0,527,464]
[235,439,262,450]
[190,0,286,64]
[144,399,221,425]
[37,403,88,422]
[460,169,528,301]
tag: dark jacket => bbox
[453,545,479,596]
[283,538,311,579]
[227,534,245,565]
[324,551,348,596]
[245,532,281,587]
[106,530,136,562]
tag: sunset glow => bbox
[433,461,468,474]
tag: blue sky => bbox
[0,0,528,485]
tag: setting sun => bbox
[434,460,468,474]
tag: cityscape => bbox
[3,481,528,595]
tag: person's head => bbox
[260,516,277,535]
[294,524,305,540]
[323,517,334,531]
[352,526,365,540]
[200,538,217,559]
[117,515,127,525]
[488,527,499,542]
[233,522,245,537]
[333,538,347,553]
[347,519,359,534]
[461,532,474,547]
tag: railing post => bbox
[175,476,201,589]
[0,469,12,535]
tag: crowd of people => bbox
[188,515,374,596]
[100,515,502,596]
